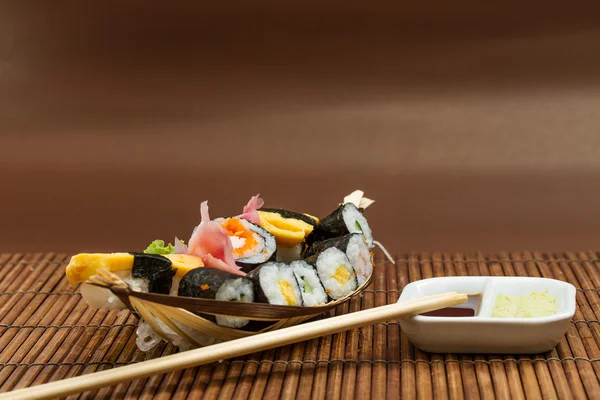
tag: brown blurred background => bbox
[2,1,600,254]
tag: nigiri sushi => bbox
[254,207,319,263]
[67,252,203,309]
[256,207,318,248]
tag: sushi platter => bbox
[65,190,395,352]
[1,191,586,399]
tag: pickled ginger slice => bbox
[188,201,246,276]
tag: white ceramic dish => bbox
[397,276,577,354]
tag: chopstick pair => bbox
[0,292,468,400]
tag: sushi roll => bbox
[306,203,373,249]
[248,262,303,306]
[67,252,203,310]
[257,208,318,249]
[178,267,255,329]
[214,217,277,271]
[305,247,357,300]
[258,208,319,227]
[129,252,177,294]
[290,260,328,306]
[304,233,373,286]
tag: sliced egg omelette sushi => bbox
[290,260,328,306]
[214,217,277,271]
[66,252,203,310]
[177,267,255,329]
[304,247,358,300]
[304,233,373,286]
[248,262,303,306]
[257,208,319,255]
[306,203,373,249]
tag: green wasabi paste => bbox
[492,289,556,318]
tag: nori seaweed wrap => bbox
[247,262,303,306]
[303,233,373,285]
[258,208,319,226]
[129,253,176,295]
[305,203,373,249]
[178,267,255,329]
[214,217,277,272]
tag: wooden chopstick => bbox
[0,292,467,400]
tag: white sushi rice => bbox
[80,283,126,310]
[290,261,328,306]
[258,262,303,306]
[346,234,373,286]
[275,243,303,263]
[315,248,357,299]
[343,203,374,249]
[215,278,255,328]
[79,273,149,310]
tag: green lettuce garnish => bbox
[143,239,176,255]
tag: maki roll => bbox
[248,262,303,306]
[258,208,319,228]
[257,208,319,263]
[290,260,328,306]
[214,217,277,271]
[306,203,373,249]
[178,267,255,329]
[305,247,357,300]
[257,208,318,256]
[304,233,373,286]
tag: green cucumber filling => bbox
[355,221,362,232]
[301,277,313,294]
[230,293,245,302]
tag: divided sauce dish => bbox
[397,276,577,354]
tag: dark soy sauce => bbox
[419,293,482,317]
[421,307,476,317]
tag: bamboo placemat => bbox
[1,251,599,399]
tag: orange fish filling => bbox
[220,218,260,259]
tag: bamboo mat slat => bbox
[1,252,600,399]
